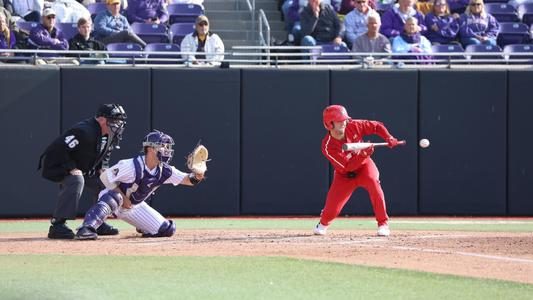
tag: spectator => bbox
[0,12,15,58]
[69,17,107,63]
[344,0,377,48]
[181,15,224,66]
[380,0,426,39]
[28,8,69,53]
[392,16,432,59]
[338,0,376,15]
[94,0,146,47]
[424,0,460,44]
[458,0,498,47]
[352,13,391,54]
[300,0,344,46]
[126,0,168,25]
[49,0,91,24]
[12,0,44,22]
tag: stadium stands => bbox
[131,23,169,44]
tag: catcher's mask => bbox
[142,130,175,164]
[96,104,127,147]
[323,105,350,130]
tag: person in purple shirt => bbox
[28,8,68,53]
[0,12,15,57]
[126,0,168,25]
[458,0,499,47]
[424,0,460,44]
[380,0,426,39]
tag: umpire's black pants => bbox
[52,174,104,220]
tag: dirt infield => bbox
[1,228,532,284]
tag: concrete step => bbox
[209,19,285,31]
[206,10,282,21]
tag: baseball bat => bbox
[342,140,406,151]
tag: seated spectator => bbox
[94,0,146,47]
[338,0,376,15]
[12,0,44,22]
[49,0,91,24]
[424,0,460,44]
[126,0,168,25]
[28,8,68,53]
[448,0,469,14]
[352,13,391,53]
[0,12,15,58]
[392,17,432,59]
[344,0,377,48]
[458,0,498,47]
[180,15,224,66]
[300,0,344,46]
[69,17,107,63]
[381,0,426,39]
[283,0,332,35]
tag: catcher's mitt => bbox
[187,144,209,174]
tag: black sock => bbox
[51,218,66,225]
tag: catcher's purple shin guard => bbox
[82,190,123,230]
[142,220,175,237]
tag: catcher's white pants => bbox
[115,202,166,235]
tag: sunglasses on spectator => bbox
[356,1,367,3]
[470,3,482,6]
[46,15,56,19]
[197,22,208,26]
[434,2,447,6]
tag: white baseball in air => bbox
[419,138,430,148]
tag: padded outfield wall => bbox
[0,67,530,217]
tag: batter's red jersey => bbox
[321,119,392,175]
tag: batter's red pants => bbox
[320,159,389,227]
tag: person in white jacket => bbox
[180,15,224,66]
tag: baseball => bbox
[419,138,430,148]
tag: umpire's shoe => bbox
[48,223,75,239]
[75,226,97,240]
[96,222,119,236]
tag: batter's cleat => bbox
[96,222,119,236]
[75,226,98,240]
[313,223,328,235]
[377,225,391,237]
[48,223,75,240]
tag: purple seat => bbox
[485,4,519,22]
[167,4,203,24]
[16,20,39,34]
[503,43,533,62]
[131,23,169,44]
[431,44,465,61]
[145,43,181,64]
[87,2,107,19]
[465,44,503,61]
[169,23,195,45]
[483,0,507,3]
[318,44,351,60]
[56,23,79,40]
[376,3,391,15]
[518,4,533,26]
[106,43,144,60]
[497,22,530,46]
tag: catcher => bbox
[75,130,208,240]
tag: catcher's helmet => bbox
[142,130,175,163]
[323,105,350,130]
[96,104,127,143]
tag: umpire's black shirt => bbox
[39,118,112,182]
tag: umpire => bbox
[38,104,127,239]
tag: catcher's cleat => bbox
[377,225,390,237]
[48,223,75,240]
[96,222,119,235]
[75,226,98,240]
[313,223,328,235]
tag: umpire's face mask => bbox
[107,119,126,149]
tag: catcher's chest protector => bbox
[119,155,173,205]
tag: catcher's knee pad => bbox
[100,190,123,211]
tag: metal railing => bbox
[243,0,255,41]
[258,9,271,64]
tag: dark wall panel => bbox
[331,70,418,216]
[241,69,330,214]
[508,71,533,215]
[152,69,240,215]
[0,67,60,217]
[61,67,151,214]
[419,70,507,215]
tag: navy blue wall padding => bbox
[61,67,152,214]
[151,69,241,215]
[0,67,60,217]
[419,70,507,215]
[507,70,533,215]
[241,69,330,214]
[331,70,419,216]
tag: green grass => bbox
[1,218,532,233]
[1,255,532,300]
